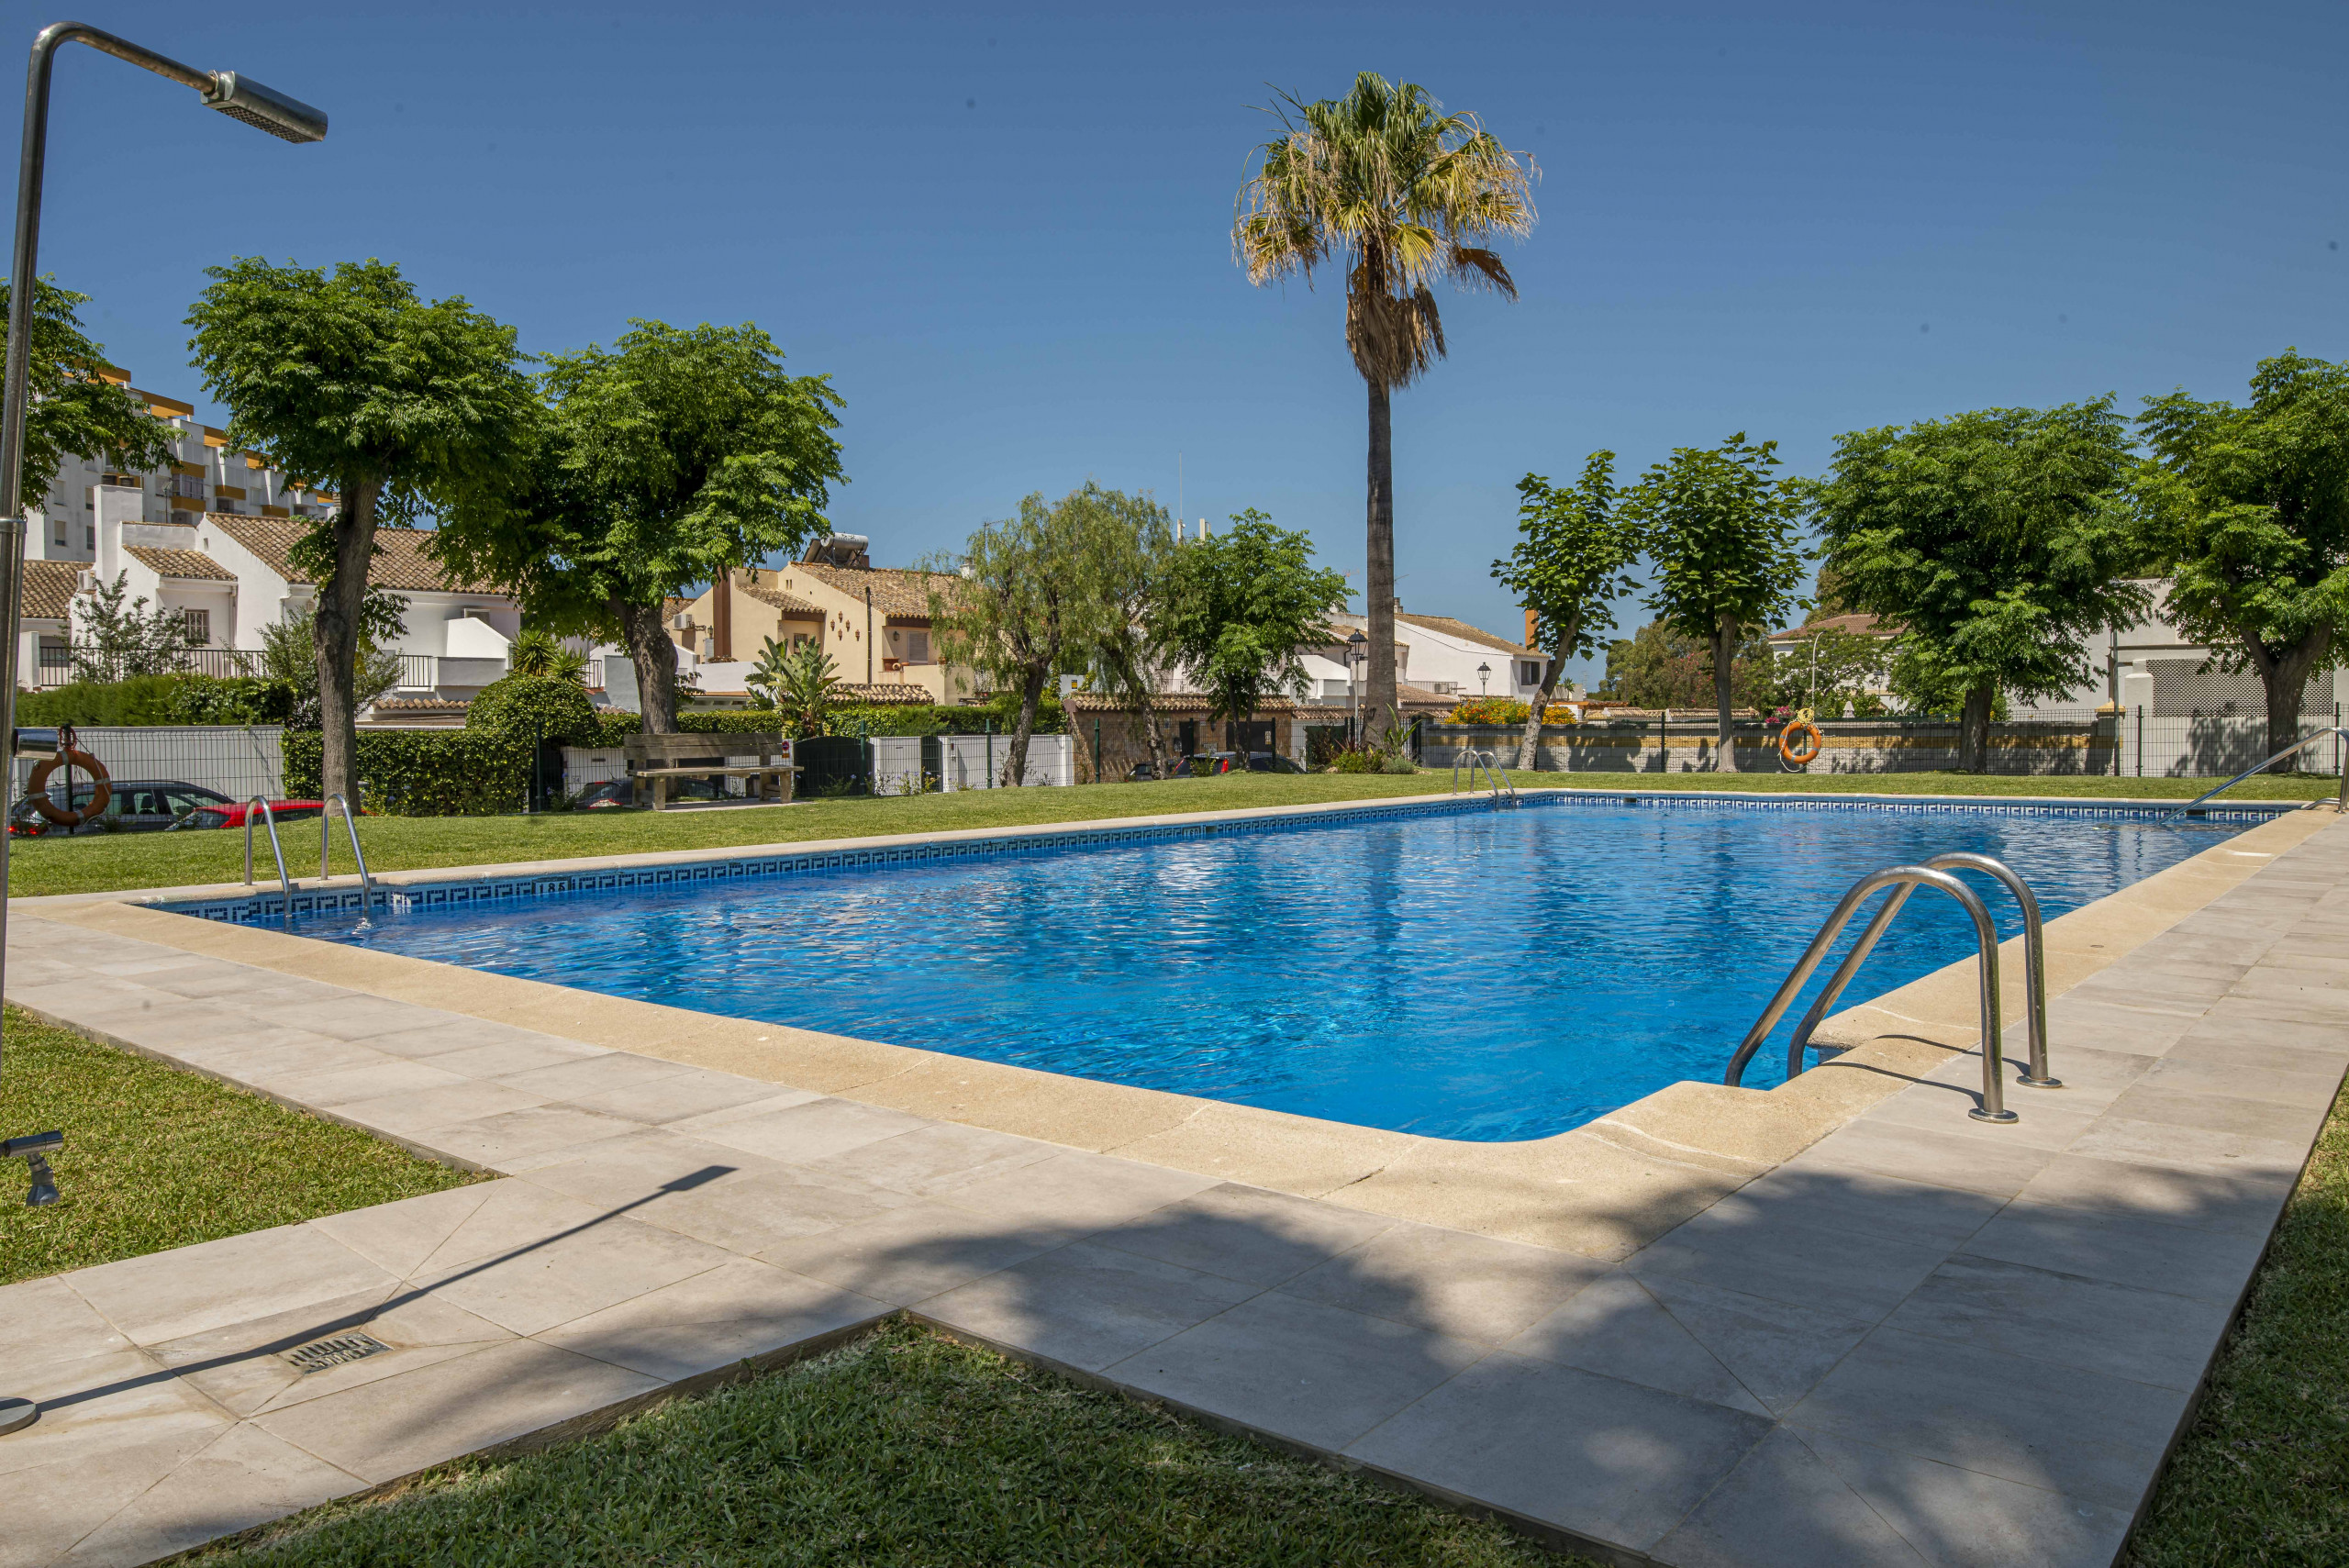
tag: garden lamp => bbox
[0,19,327,1441]
[1347,630,1366,741]
[1477,662,1491,697]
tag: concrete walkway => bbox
[5,819,2347,1566]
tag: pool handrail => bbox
[1451,749,1515,805]
[1784,851,2059,1090]
[240,797,292,918]
[2153,726,2349,823]
[1725,863,2018,1123]
[318,793,374,911]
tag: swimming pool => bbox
[289,795,2259,1141]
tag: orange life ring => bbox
[26,748,110,827]
[1779,718,1823,768]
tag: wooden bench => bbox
[622,732,795,811]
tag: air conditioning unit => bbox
[671,612,694,631]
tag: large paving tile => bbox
[308,1184,500,1280]
[1777,1119,2059,1202]
[682,1095,929,1162]
[262,1057,472,1108]
[409,1212,737,1336]
[511,1129,774,1204]
[150,1287,515,1418]
[0,1416,228,1568]
[2065,1117,2309,1182]
[1087,1182,1396,1288]
[567,1157,919,1254]
[364,1020,607,1065]
[2151,1037,2349,1090]
[333,1080,552,1139]
[1626,1206,1950,1322]
[1649,1427,1932,1568]
[920,1240,1259,1371]
[250,1338,662,1485]
[556,1066,787,1124]
[1636,1273,1879,1416]
[403,1180,643,1274]
[1504,1273,1767,1416]
[1346,1351,1773,1554]
[0,1347,226,1484]
[538,1257,885,1381]
[1882,1255,2232,1390]
[1851,1085,2098,1153]
[63,1224,398,1347]
[1783,1327,2188,1510]
[0,1275,134,1382]
[2012,1151,2292,1236]
[425,1105,652,1169]
[1106,1291,1486,1452]
[804,1120,1059,1198]
[492,1051,694,1100]
[2102,1081,2330,1144]
[1791,1426,2135,1568]
[1697,1163,2002,1252]
[1279,1220,1609,1343]
[56,1421,364,1568]
[1959,1197,2275,1303]
[938,1149,1218,1232]
[757,1201,1065,1304]
[243,994,450,1041]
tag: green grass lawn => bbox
[0,1008,481,1287]
[10,766,2335,898]
[190,1319,1576,1568]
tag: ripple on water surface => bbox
[306,803,2248,1140]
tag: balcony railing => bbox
[32,646,509,695]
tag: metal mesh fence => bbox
[9,726,286,805]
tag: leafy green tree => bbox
[1234,71,1535,748]
[1158,509,1349,752]
[70,572,196,683]
[187,259,537,799]
[1598,620,1776,710]
[0,275,174,506]
[1063,484,1177,778]
[1623,435,1809,770]
[259,606,402,730]
[1810,398,2144,770]
[506,628,588,685]
[928,492,1087,785]
[1494,453,1639,767]
[2134,350,2349,765]
[1765,625,1892,717]
[433,319,845,736]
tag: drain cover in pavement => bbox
[282,1331,390,1373]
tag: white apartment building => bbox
[1307,608,1552,705]
[14,371,528,712]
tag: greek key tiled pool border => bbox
[145,787,2304,926]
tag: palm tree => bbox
[1234,72,1535,742]
[507,628,590,685]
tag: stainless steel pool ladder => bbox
[1451,749,1516,805]
[2153,726,2349,824]
[240,797,292,917]
[317,794,376,912]
[1723,852,2061,1122]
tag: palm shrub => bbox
[507,628,589,684]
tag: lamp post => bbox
[1346,630,1366,744]
[1477,662,1491,697]
[0,20,325,1441]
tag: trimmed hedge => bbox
[17,673,295,728]
[468,675,600,745]
[284,729,530,817]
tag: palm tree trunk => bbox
[1959,682,1995,772]
[616,597,680,734]
[1364,379,1398,747]
[313,477,380,803]
[1712,613,1738,773]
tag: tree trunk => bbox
[1007,669,1045,785]
[1364,379,1398,748]
[1516,612,1582,772]
[2247,628,2329,772]
[313,478,380,804]
[1959,682,1995,772]
[1711,613,1738,772]
[616,596,680,734]
[1137,693,1168,780]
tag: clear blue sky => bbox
[13,0,2347,682]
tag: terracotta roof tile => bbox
[835,683,932,705]
[790,562,958,617]
[124,546,236,582]
[208,515,504,594]
[18,560,79,620]
[738,580,822,617]
[1394,612,1541,658]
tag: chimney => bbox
[1525,609,1541,647]
[713,571,733,662]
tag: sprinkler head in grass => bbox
[5,1130,62,1206]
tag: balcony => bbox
[34,645,263,687]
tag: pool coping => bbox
[17,787,2334,1262]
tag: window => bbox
[907,630,930,662]
[1520,661,1542,685]
[181,608,210,645]
[83,526,94,549]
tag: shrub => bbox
[466,674,600,746]
[1448,696,1530,726]
[1329,746,1375,773]
[16,673,295,727]
[284,728,529,816]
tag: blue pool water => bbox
[300,800,2254,1141]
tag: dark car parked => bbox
[9,781,336,836]
[1244,751,1306,774]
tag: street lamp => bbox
[1345,630,1366,743]
[1477,661,1491,697]
[0,20,325,1441]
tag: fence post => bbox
[2135,705,2143,778]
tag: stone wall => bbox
[1425,717,2121,776]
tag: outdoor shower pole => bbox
[0,19,325,1440]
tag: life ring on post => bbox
[1778,711,1824,768]
[26,725,110,827]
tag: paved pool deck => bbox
[4,795,2346,1566]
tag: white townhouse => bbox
[1313,607,1553,704]
[12,371,529,711]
